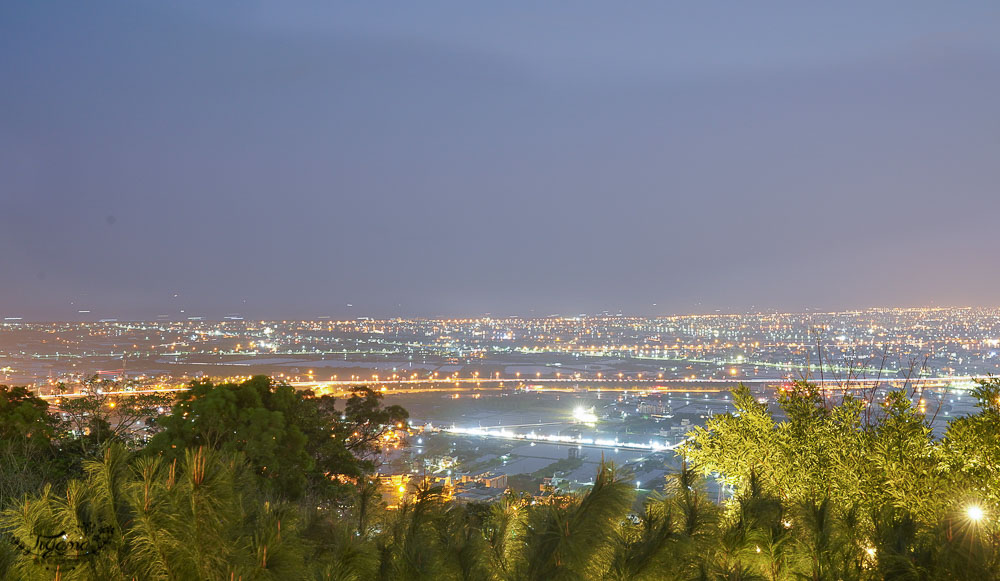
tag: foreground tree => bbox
[53,375,174,457]
[1,444,308,580]
[683,378,1000,579]
[0,386,68,511]
[146,376,407,500]
[3,376,1000,580]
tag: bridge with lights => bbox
[35,374,980,401]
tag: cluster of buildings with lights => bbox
[5,308,1000,389]
[2,308,993,495]
[376,469,510,508]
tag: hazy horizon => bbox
[2,304,993,325]
[4,2,1000,320]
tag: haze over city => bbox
[4,2,1000,321]
[6,4,1000,579]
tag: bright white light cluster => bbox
[443,425,687,452]
[573,406,598,424]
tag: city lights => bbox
[573,406,598,424]
[3,3,998,576]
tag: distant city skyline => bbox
[3,2,1000,320]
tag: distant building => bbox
[453,483,505,504]
[473,471,508,489]
[638,400,672,416]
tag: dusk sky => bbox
[3,2,1000,321]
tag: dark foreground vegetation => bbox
[1,375,998,580]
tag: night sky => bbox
[3,2,1000,321]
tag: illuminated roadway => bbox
[35,375,980,400]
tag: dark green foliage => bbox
[3,376,1000,579]
[0,385,70,510]
[522,463,636,580]
[0,385,56,445]
[334,385,409,473]
[146,376,407,500]
[55,375,174,458]
[1,445,309,580]
[683,378,1000,580]
[146,376,316,498]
